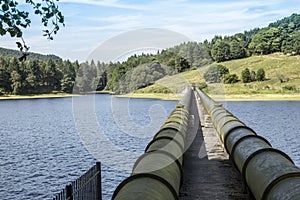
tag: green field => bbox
[131,53,300,100]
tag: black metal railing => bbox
[53,162,102,200]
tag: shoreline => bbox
[1,92,300,101]
[211,93,300,101]
[118,93,300,101]
[0,93,80,100]
[116,93,181,101]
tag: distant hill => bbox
[98,13,300,95]
[0,47,62,62]
[104,41,212,94]
[2,13,300,98]
[135,53,300,96]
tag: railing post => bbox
[66,184,73,200]
[96,162,102,200]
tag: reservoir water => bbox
[223,101,300,168]
[0,94,299,199]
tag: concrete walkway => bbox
[179,92,252,200]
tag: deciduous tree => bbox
[0,0,64,53]
[211,40,231,62]
[241,68,251,83]
[256,68,266,81]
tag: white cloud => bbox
[60,0,143,10]
[1,0,300,61]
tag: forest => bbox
[205,13,300,62]
[0,13,300,95]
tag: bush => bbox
[283,85,296,91]
[256,68,266,81]
[135,85,173,94]
[223,74,239,84]
[241,68,251,83]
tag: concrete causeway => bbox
[179,93,253,200]
[112,88,300,200]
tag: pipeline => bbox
[112,87,192,200]
[195,88,300,200]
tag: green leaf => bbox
[45,13,54,18]
[20,23,27,28]
[8,28,16,37]
[42,7,49,12]
[9,1,16,7]
[25,19,31,24]
[16,31,22,38]
[16,42,22,48]
[35,10,42,15]
[2,4,9,12]
[0,28,6,36]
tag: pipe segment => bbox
[145,137,184,165]
[112,174,177,200]
[132,151,183,194]
[164,118,188,128]
[154,129,185,145]
[151,132,185,149]
[195,88,300,200]
[113,87,192,200]
[160,123,187,137]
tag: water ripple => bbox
[0,95,176,200]
[2,97,298,199]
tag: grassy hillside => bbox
[221,53,300,94]
[131,53,300,100]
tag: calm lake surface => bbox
[0,94,299,199]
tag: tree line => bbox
[0,56,79,95]
[0,47,62,62]
[204,13,300,62]
[204,64,265,84]
[0,42,209,95]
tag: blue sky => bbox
[1,0,300,61]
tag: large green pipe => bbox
[132,151,183,194]
[113,87,192,200]
[145,137,184,165]
[112,174,177,200]
[195,88,300,200]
